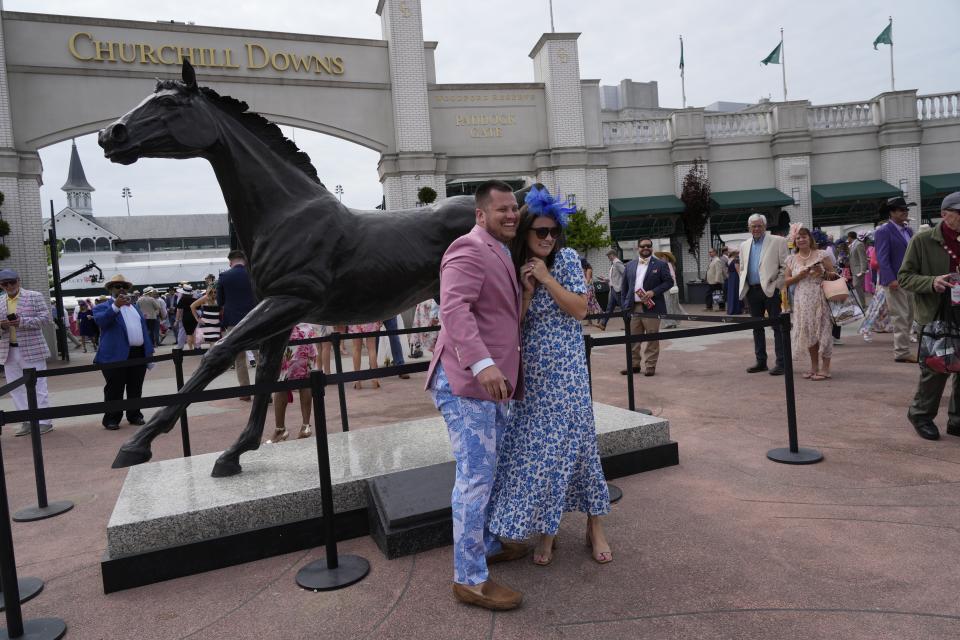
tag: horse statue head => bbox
[99,62,220,164]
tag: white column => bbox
[775,155,812,230]
[881,146,921,231]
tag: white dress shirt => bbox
[113,302,144,347]
[634,258,651,301]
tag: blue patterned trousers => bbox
[430,364,509,585]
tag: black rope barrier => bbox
[295,370,370,591]
[0,414,66,639]
[11,371,72,523]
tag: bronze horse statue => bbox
[99,61,479,477]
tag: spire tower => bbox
[61,139,94,216]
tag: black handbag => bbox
[919,294,960,374]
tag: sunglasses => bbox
[530,227,561,239]
[109,284,131,291]
[0,280,17,286]
[638,244,653,249]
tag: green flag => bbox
[679,39,684,70]
[873,21,892,49]
[761,42,782,65]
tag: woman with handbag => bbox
[783,227,838,380]
[655,251,685,328]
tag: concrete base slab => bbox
[102,402,674,592]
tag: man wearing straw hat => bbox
[0,268,53,436]
[93,274,153,430]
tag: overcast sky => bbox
[8,0,958,218]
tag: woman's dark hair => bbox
[510,207,566,276]
[794,226,818,251]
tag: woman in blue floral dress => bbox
[488,185,612,566]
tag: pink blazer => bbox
[425,225,522,401]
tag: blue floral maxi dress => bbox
[489,248,610,539]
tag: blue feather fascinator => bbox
[524,185,577,227]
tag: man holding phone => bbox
[425,180,527,611]
[94,274,153,430]
[0,269,53,436]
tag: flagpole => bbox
[680,35,686,109]
[888,17,895,91]
[548,0,555,33]
[780,28,787,101]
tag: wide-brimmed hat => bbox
[105,274,132,289]
[143,286,156,294]
[884,196,916,212]
[180,284,193,293]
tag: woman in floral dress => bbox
[489,185,612,566]
[265,323,321,443]
[783,227,837,380]
[348,321,381,389]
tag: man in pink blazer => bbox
[426,180,527,610]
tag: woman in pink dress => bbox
[348,321,381,389]
[265,323,321,443]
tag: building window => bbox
[95,237,111,251]
[64,239,80,253]
[80,238,95,252]
[215,237,232,248]
[118,240,149,253]
[150,238,184,251]
[183,237,216,250]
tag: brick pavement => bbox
[0,324,957,639]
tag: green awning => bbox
[921,174,960,197]
[811,180,900,205]
[609,195,685,218]
[710,188,794,210]
[610,216,678,242]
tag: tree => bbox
[417,186,437,205]
[565,207,611,255]
[679,158,711,279]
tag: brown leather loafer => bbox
[452,579,522,610]
[487,541,530,565]
[895,355,918,363]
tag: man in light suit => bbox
[847,230,868,307]
[739,213,789,375]
[620,238,674,376]
[0,269,53,436]
[875,196,917,362]
[425,180,527,611]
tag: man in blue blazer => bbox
[875,196,916,362]
[94,274,154,430]
[217,250,258,399]
[620,238,674,376]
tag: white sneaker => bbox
[862,333,873,342]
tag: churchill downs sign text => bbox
[68,32,345,75]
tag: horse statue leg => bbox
[210,330,289,477]
[111,296,309,469]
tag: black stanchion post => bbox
[0,426,67,639]
[584,334,593,397]
[0,412,42,614]
[624,315,636,412]
[767,313,823,465]
[12,371,72,523]
[172,348,191,457]
[296,371,369,591]
[331,333,349,432]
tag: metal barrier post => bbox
[624,315,636,412]
[172,348,191,457]
[12,371,72,523]
[296,371,369,591]
[0,412,42,614]
[0,425,67,639]
[331,333,349,432]
[767,313,823,465]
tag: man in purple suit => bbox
[875,196,917,362]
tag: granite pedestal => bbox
[102,403,676,592]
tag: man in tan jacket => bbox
[705,248,726,311]
[738,213,789,375]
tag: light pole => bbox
[335,184,344,202]
[121,187,132,216]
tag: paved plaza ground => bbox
[0,317,957,639]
